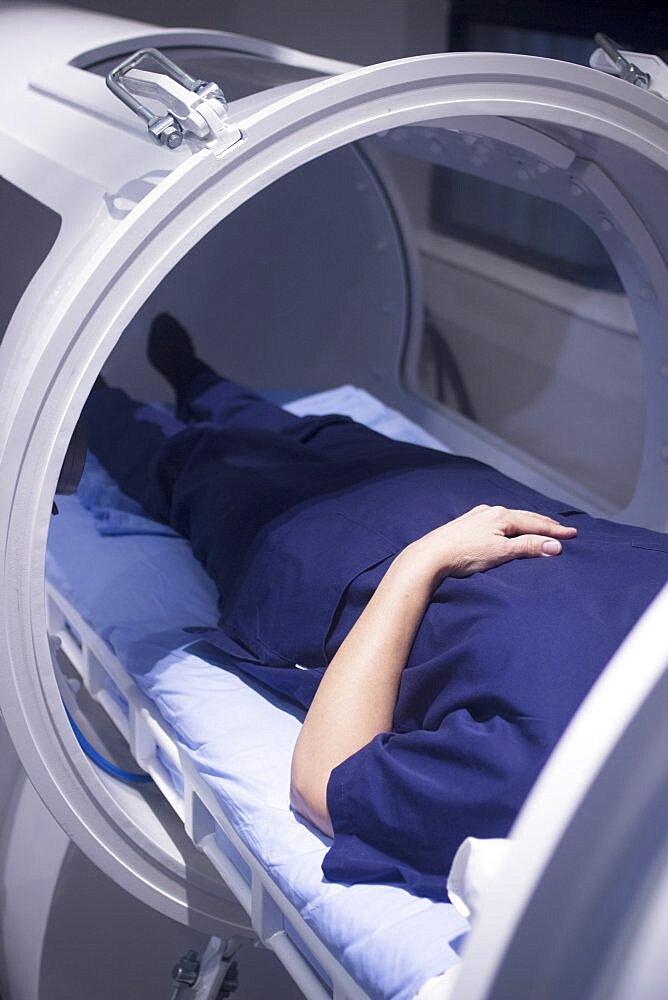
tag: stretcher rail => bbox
[45,580,371,1000]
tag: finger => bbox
[505,534,566,559]
[502,510,577,538]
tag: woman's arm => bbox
[289,504,577,836]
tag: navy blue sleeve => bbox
[323,710,552,900]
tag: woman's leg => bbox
[146,314,451,467]
[83,383,188,525]
[83,381,367,634]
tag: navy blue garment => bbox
[83,375,668,900]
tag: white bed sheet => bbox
[46,386,468,1000]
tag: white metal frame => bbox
[45,579,375,1000]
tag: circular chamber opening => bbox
[4,55,667,957]
[47,114,663,890]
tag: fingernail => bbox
[542,539,561,555]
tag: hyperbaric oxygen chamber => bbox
[0,4,667,999]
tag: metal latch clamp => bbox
[590,33,668,101]
[106,47,232,148]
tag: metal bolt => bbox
[569,181,584,197]
[163,128,183,149]
[599,215,615,232]
[172,950,200,988]
[149,115,183,148]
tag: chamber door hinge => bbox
[106,47,242,151]
[590,33,668,101]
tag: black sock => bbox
[147,313,211,400]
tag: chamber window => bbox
[415,189,645,509]
[0,176,61,343]
[430,168,623,292]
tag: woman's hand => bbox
[404,504,577,586]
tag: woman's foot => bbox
[147,313,197,391]
[147,313,221,418]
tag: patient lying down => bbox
[83,314,668,901]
